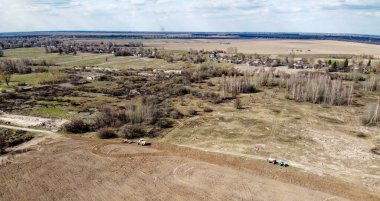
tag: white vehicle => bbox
[137,138,147,146]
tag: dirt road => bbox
[0,134,378,201]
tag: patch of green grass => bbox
[55,54,112,66]
[36,100,62,105]
[96,56,184,69]
[3,47,188,70]
[0,84,15,92]
[12,73,51,85]
[3,47,47,58]
[31,106,79,119]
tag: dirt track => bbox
[0,134,379,201]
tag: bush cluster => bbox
[119,125,146,139]
[64,120,91,134]
[97,128,117,139]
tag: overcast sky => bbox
[0,0,379,35]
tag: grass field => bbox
[3,47,47,58]
[3,47,184,69]
[163,84,380,193]
[32,107,72,118]
[82,39,380,57]
[12,73,51,85]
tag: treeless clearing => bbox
[1,135,378,201]
[141,39,380,56]
[164,84,380,194]
[0,113,68,129]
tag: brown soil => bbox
[0,136,378,201]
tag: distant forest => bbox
[0,31,380,44]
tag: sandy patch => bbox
[0,112,68,131]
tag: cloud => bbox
[29,0,74,8]
[0,0,379,34]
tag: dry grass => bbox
[3,47,184,69]
[164,86,380,193]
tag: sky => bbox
[0,0,379,35]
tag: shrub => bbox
[188,108,197,116]
[170,110,183,119]
[210,96,223,104]
[362,100,380,126]
[156,118,173,128]
[203,107,213,112]
[64,120,91,133]
[17,82,27,86]
[234,98,242,109]
[35,66,49,73]
[97,128,117,139]
[119,125,146,139]
[97,75,114,81]
[370,146,380,155]
[0,135,6,154]
[170,86,190,96]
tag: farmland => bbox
[123,39,380,57]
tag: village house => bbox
[293,60,308,69]
[249,59,262,66]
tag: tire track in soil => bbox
[3,128,377,201]
[86,140,379,201]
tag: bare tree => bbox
[363,98,380,126]
[226,47,238,54]
[1,71,12,86]
[234,98,242,109]
[0,127,7,154]
[0,135,5,154]
[285,74,353,105]
[363,76,379,92]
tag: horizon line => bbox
[0,30,380,37]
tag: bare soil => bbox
[0,113,68,131]
[0,134,378,201]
